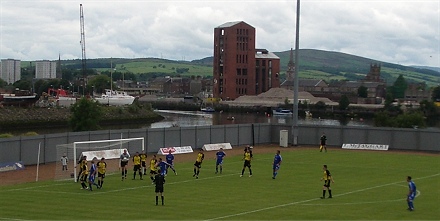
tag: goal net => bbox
[55,137,145,182]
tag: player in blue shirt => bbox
[157,158,171,176]
[165,150,177,175]
[88,157,100,191]
[407,176,416,211]
[215,148,226,174]
[272,150,282,179]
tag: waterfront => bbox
[3,110,374,135]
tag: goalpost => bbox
[55,137,145,182]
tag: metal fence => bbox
[0,123,438,165]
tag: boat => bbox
[49,88,77,106]
[200,107,215,113]
[94,89,135,106]
[1,89,39,107]
[272,108,293,116]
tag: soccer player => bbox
[79,158,89,190]
[149,155,158,183]
[76,155,87,182]
[60,154,68,171]
[120,149,130,180]
[165,150,177,175]
[96,157,107,188]
[193,149,204,179]
[154,169,166,206]
[241,148,253,177]
[272,150,282,179]
[319,132,327,152]
[140,151,148,175]
[132,152,143,180]
[215,148,226,174]
[157,158,171,176]
[407,176,417,211]
[320,164,334,199]
[88,157,99,191]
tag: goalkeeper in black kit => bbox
[154,169,166,206]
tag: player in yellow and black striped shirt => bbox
[241,148,253,177]
[139,151,148,175]
[132,152,143,180]
[320,164,334,199]
[193,149,204,179]
[79,161,89,190]
[96,157,107,189]
[149,155,158,183]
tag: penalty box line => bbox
[204,172,440,221]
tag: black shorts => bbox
[150,170,157,175]
[194,161,202,168]
[98,172,105,178]
[155,186,164,193]
[133,165,141,171]
[121,161,128,167]
[321,141,326,146]
[323,180,331,188]
[80,174,88,182]
[141,161,146,167]
[243,160,251,168]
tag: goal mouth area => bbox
[55,137,145,182]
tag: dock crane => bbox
[79,4,87,95]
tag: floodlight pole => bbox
[292,0,300,146]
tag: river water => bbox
[4,110,374,136]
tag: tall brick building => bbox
[213,21,280,100]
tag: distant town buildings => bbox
[213,21,280,100]
[0,59,21,84]
[35,60,57,79]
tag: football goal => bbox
[55,137,145,182]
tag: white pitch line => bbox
[0,217,31,221]
[91,172,242,195]
[204,173,438,221]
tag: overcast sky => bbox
[1,0,439,67]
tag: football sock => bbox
[215,166,218,172]
[122,171,124,178]
[249,169,252,175]
[322,190,326,197]
[193,168,196,175]
[100,180,104,187]
[150,176,154,181]
[89,183,92,190]
[274,172,277,177]
[409,202,414,209]
[139,172,142,178]
[328,190,332,197]
[156,196,158,205]
[161,196,164,205]
[98,180,101,186]
[124,169,127,177]
[196,170,200,175]
[220,167,222,173]
[81,183,86,188]
[241,169,245,175]
[133,172,136,179]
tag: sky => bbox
[1,0,439,68]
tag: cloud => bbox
[0,0,439,67]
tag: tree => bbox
[69,97,103,132]
[432,86,440,102]
[12,80,32,91]
[357,86,368,98]
[87,74,113,94]
[392,75,407,99]
[338,95,350,110]
[0,78,7,88]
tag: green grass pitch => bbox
[0,148,439,220]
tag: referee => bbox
[154,169,165,206]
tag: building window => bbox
[256,60,259,66]
[242,69,247,76]
[236,68,241,75]
[221,29,224,36]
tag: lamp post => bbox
[292,0,300,146]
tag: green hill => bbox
[41,49,439,87]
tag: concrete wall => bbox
[0,123,438,166]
